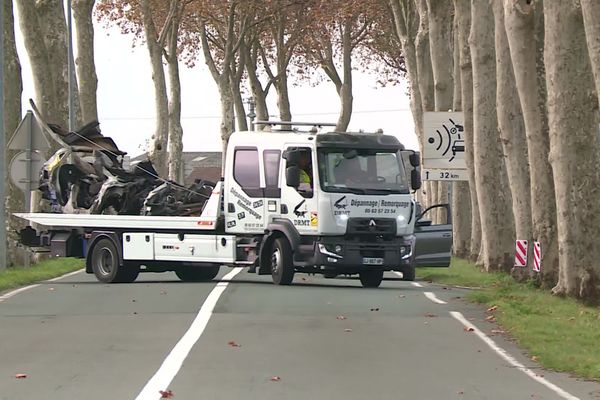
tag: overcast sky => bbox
[14,9,417,158]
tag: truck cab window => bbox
[263,150,281,198]
[287,147,313,198]
[234,148,260,194]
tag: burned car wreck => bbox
[36,109,214,216]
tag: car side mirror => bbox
[286,166,300,188]
[411,168,421,190]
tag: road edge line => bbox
[135,267,243,400]
[46,269,84,282]
[449,311,580,400]
[0,284,41,303]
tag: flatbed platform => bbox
[14,213,218,231]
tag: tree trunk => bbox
[334,19,353,132]
[38,0,76,127]
[470,0,515,271]
[4,0,25,266]
[166,19,183,183]
[544,0,600,301]
[218,76,235,173]
[72,0,98,124]
[581,0,600,99]
[492,1,532,280]
[454,0,481,261]
[451,2,471,258]
[415,0,435,209]
[232,82,248,131]
[140,0,168,177]
[426,0,453,224]
[275,73,292,122]
[15,0,63,127]
[244,41,269,125]
[504,0,558,288]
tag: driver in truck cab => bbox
[298,151,313,191]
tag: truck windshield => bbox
[317,149,409,194]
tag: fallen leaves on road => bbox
[485,315,496,322]
[228,341,241,348]
[424,313,438,318]
[491,329,505,334]
[344,328,353,333]
[487,305,498,313]
[457,390,464,395]
[531,355,539,362]
[132,299,136,303]
[48,287,55,292]
[159,389,174,398]
[14,374,27,379]
[464,327,475,332]
[398,295,406,298]
[336,315,347,320]
[370,307,380,312]
[270,376,281,381]
[160,290,167,295]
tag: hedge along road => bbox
[0,269,599,400]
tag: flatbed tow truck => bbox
[16,121,452,288]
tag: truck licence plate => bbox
[363,257,384,265]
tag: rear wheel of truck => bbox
[359,270,384,288]
[175,264,220,282]
[270,237,295,285]
[91,238,139,283]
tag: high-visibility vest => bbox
[299,169,311,184]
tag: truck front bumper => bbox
[309,236,414,272]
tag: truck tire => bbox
[359,270,384,288]
[401,264,416,281]
[90,238,139,283]
[270,237,295,285]
[175,265,220,282]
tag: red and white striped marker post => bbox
[533,241,541,272]
[514,240,528,267]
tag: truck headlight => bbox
[400,245,412,260]
[318,244,342,259]
[334,244,343,253]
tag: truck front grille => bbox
[346,218,396,236]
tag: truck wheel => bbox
[401,264,416,281]
[91,238,138,283]
[359,270,384,288]
[176,265,220,282]
[270,237,295,285]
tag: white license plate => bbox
[363,257,384,265]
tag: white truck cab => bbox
[221,122,421,287]
[16,121,448,288]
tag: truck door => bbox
[280,146,319,234]
[225,147,266,234]
[413,203,452,267]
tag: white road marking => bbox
[424,291,447,304]
[0,284,41,303]
[0,268,85,304]
[450,311,580,400]
[46,269,84,282]
[135,268,243,400]
[411,282,424,288]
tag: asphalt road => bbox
[1,268,599,400]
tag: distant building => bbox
[130,151,222,186]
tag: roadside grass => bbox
[418,259,600,381]
[0,258,84,293]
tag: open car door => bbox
[413,204,452,267]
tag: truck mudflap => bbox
[310,236,414,272]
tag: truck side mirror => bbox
[409,152,420,167]
[411,168,421,190]
[283,149,300,165]
[286,166,300,188]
